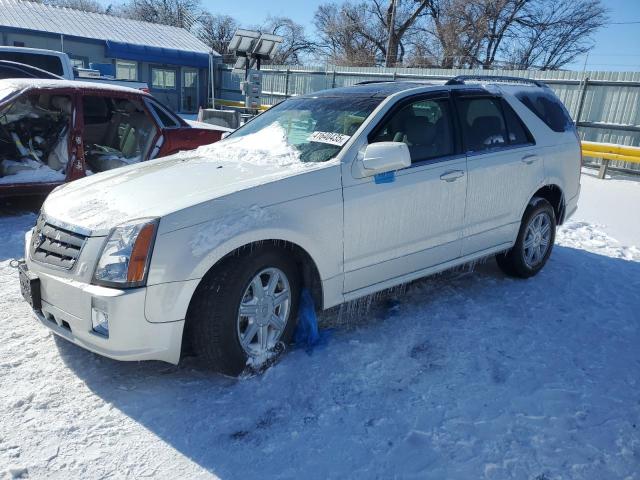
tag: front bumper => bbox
[31,276,184,364]
[24,227,184,364]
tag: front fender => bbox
[147,192,343,289]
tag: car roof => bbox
[300,76,551,100]
[0,77,146,95]
[302,81,444,99]
[0,46,69,58]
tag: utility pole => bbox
[385,0,397,67]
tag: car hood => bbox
[44,129,327,235]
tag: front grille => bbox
[30,216,87,270]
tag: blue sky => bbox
[203,0,640,71]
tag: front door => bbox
[342,93,468,294]
[181,68,198,113]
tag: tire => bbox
[186,247,300,376]
[496,198,556,278]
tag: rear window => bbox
[0,52,64,76]
[515,90,573,133]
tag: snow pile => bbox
[182,123,323,171]
[0,164,65,185]
[558,221,640,262]
[1,173,639,479]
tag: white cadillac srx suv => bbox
[19,76,581,375]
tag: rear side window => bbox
[0,52,64,76]
[515,90,573,132]
[147,101,180,128]
[457,97,508,152]
[501,101,533,146]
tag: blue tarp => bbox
[105,41,210,68]
[89,63,115,77]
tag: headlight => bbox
[92,218,159,288]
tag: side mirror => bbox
[359,142,411,177]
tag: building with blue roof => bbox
[0,0,221,112]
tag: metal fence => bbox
[216,64,640,172]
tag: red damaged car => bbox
[0,79,229,198]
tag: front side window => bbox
[370,97,454,163]
[81,95,157,172]
[457,97,508,152]
[116,60,138,81]
[224,96,382,163]
[151,68,176,90]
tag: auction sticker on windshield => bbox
[308,131,350,146]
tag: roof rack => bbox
[445,75,548,88]
[354,80,398,85]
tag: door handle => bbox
[521,154,538,165]
[440,170,465,182]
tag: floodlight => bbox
[228,29,261,55]
[252,33,284,59]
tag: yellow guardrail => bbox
[213,99,270,112]
[581,141,640,164]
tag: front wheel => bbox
[496,198,556,278]
[186,248,300,376]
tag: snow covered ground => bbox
[1,168,639,479]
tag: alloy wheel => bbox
[236,267,291,357]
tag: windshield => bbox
[226,96,383,163]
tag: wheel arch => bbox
[519,182,565,226]
[530,184,566,224]
[188,238,325,313]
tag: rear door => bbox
[342,92,467,294]
[454,91,544,256]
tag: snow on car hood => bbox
[44,124,330,235]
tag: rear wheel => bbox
[186,248,300,376]
[496,198,556,278]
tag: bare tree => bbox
[507,0,608,69]
[118,0,202,28]
[314,3,381,66]
[370,0,430,66]
[261,17,316,65]
[420,0,607,69]
[422,0,482,68]
[197,13,238,59]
